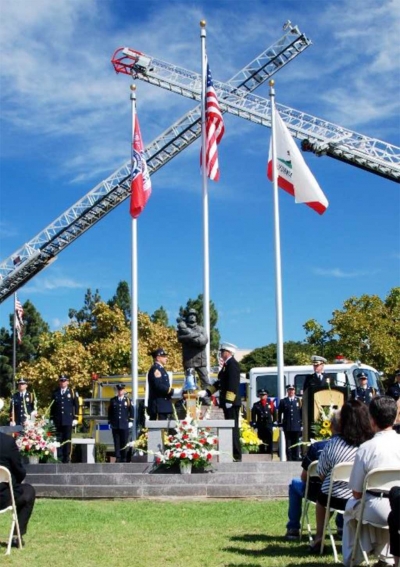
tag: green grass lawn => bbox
[0,499,342,567]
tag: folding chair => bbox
[320,461,354,563]
[349,467,400,567]
[300,460,319,543]
[0,466,23,555]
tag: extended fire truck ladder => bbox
[112,49,400,184]
[0,23,311,303]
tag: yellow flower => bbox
[322,420,331,429]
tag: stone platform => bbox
[26,461,300,499]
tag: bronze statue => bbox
[177,309,211,390]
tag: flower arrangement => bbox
[311,402,337,440]
[154,417,219,469]
[15,414,59,460]
[240,418,263,453]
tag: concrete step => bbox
[26,461,300,499]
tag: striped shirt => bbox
[316,435,357,499]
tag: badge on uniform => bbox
[67,394,71,398]
[124,402,127,406]
[154,370,162,378]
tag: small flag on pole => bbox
[15,295,24,343]
[202,63,225,181]
[130,114,152,219]
[267,107,328,215]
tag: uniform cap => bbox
[286,384,295,390]
[219,342,237,355]
[357,372,367,379]
[257,388,268,396]
[17,378,28,385]
[58,374,69,382]
[151,348,168,358]
[116,384,126,390]
[311,355,327,364]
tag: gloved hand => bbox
[197,390,207,398]
[173,387,182,396]
[10,421,16,427]
[128,422,133,428]
[72,419,78,427]
[225,403,233,409]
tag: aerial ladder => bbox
[112,49,400,184]
[0,23,311,303]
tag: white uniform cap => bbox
[311,355,327,364]
[220,342,237,355]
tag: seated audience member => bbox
[309,400,374,553]
[388,486,400,567]
[284,411,341,540]
[0,399,36,547]
[342,396,400,567]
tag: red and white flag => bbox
[267,107,328,215]
[202,63,225,181]
[15,295,24,343]
[130,114,152,218]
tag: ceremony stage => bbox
[26,461,300,499]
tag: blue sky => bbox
[0,0,399,351]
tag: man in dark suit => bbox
[147,348,181,420]
[278,385,302,461]
[9,378,37,426]
[351,372,375,405]
[386,369,400,401]
[108,384,134,462]
[50,375,79,463]
[0,401,36,547]
[251,389,275,454]
[199,342,242,461]
[303,355,329,392]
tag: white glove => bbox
[30,410,38,418]
[10,421,16,427]
[72,419,78,427]
[197,390,207,398]
[225,403,233,409]
[128,422,133,428]
[173,387,182,396]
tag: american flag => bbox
[203,63,225,181]
[15,295,24,343]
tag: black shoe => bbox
[11,537,24,548]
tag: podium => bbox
[302,385,349,442]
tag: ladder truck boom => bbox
[0,24,311,303]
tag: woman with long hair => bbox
[309,399,374,553]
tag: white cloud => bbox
[24,276,87,293]
[313,268,374,278]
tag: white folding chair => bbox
[320,461,354,563]
[300,460,319,543]
[350,467,400,567]
[0,466,22,555]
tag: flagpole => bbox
[269,80,286,462]
[200,20,211,373]
[13,293,17,391]
[130,83,138,441]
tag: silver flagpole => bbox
[200,20,211,374]
[13,292,17,391]
[269,80,286,462]
[130,84,138,441]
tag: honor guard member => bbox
[198,342,242,461]
[10,378,37,426]
[386,369,400,401]
[147,348,181,420]
[108,384,134,463]
[303,355,328,392]
[351,372,376,405]
[50,375,79,463]
[278,385,302,461]
[251,389,275,455]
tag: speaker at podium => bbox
[302,384,349,443]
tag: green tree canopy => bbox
[68,288,102,326]
[151,306,169,327]
[240,341,313,373]
[108,281,131,322]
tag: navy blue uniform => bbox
[278,396,302,461]
[303,372,330,392]
[251,399,275,454]
[50,387,79,463]
[208,357,242,461]
[108,395,134,462]
[147,363,174,420]
[386,382,400,401]
[351,386,375,405]
[9,391,36,425]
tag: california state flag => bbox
[267,108,328,215]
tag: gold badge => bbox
[154,370,162,378]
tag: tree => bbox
[108,281,131,322]
[68,288,102,325]
[0,327,13,396]
[151,306,169,327]
[240,341,313,373]
[303,319,338,361]
[178,294,220,353]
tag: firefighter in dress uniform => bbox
[108,384,134,463]
[351,372,376,405]
[50,375,79,463]
[386,369,400,402]
[147,348,181,420]
[251,389,275,455]
[303,355,329,392]
[278,384,302,461]
[9,378,37,426]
